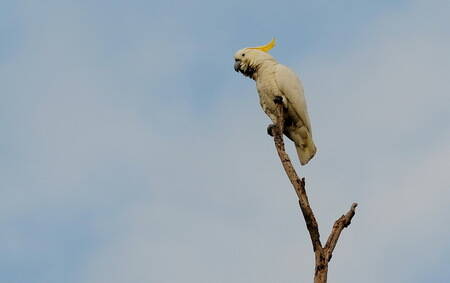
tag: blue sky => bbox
[1,1,450,282]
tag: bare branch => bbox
[324,203,358,262]
[272,99,322,252]
[270,100,358,283]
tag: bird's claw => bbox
[273,96,283,105]
[267,124,276,136]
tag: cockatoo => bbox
[233,39,316,165]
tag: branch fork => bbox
[271,97,357,283]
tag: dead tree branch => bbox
[271,98,357,283]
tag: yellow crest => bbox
[248,38,276,52]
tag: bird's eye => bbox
[241,53,245,57]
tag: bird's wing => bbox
[274,64,312,133]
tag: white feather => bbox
[274,64,312,133]
[234,48,317,165]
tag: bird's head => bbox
[233,38,276,79]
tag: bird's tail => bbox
[295,135,317,166]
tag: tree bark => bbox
[271,99,358,283]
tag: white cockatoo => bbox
[233,39,316,165]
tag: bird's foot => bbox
[267,124,276,136]
[273,96,283,105]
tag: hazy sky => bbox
[1,1,450,282]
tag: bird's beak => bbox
[234,60,241,72]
